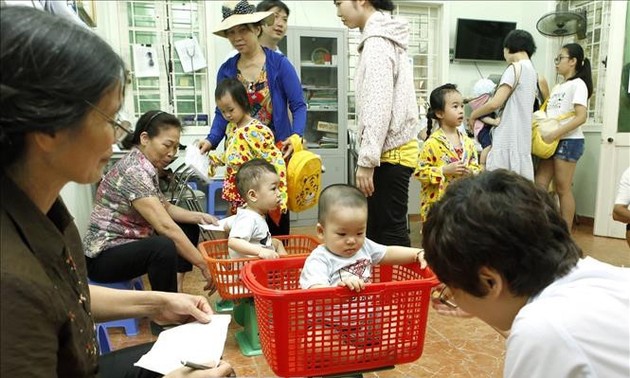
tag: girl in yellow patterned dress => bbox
[415,84,481,222]
[213,78,287,217]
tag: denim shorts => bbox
[553,139,584,162]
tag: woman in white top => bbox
[535,43,593,231]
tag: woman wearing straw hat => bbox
[199,0,306,236]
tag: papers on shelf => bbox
[134,315,231,375]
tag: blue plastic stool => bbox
[89,277,144,336]
[96,324,111,354]
[207,180,226,216]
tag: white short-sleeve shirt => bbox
[299,238,387,289]
[504,257,630,378]
[547,78,589,140]
[228,207,272,259]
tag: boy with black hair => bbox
[227,159,287,259]
[423,169,629,377]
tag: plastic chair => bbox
[96,324,111,354]
[89,277,144,336]
[207,179,226,216]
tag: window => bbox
[122,0,209,122]
[346,3,441,122]
[558,0,610,125]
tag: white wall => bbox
[94,0,556,119]
[444,1,556,96]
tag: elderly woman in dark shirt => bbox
[0,7,232,377]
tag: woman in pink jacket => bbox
[334,0,419,246]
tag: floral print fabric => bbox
[238,67,274,131]
[414,129,481,222]
[83,147,167,258]
[222,119,287,212]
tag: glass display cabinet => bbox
[281,27,348,226]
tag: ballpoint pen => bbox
[181,360,213,370]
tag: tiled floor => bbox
[108,222,629,377]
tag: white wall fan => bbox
[536,3,587,39]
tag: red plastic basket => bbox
[199,235,319,300]
[242,256,439,377]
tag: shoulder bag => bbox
[531,99,575,159]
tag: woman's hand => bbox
[165,360,235,377]
[355,166,375,197]
[197,213,219,226]
[198,140,213,154]
[199,266,217,295]
[151,292,214,326]
[541,125,562,144]
[279,137,295,160]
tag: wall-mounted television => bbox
[454,18,517,62]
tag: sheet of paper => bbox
[185,144,211,183]
[199,215,234,232]
[132,44,160,78]
[134,315,231,375]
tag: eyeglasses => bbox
[554,55,571,64]
[85,100,133,143]
[434,284,458,309]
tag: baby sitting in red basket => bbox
[299,184,427,347]
[300,184,427,291]
[227,159,288,259]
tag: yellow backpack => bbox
[286,135,322,212]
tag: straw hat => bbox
[213,1,274,38]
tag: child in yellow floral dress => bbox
[415,83,482,222]
[213,78,287,222]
